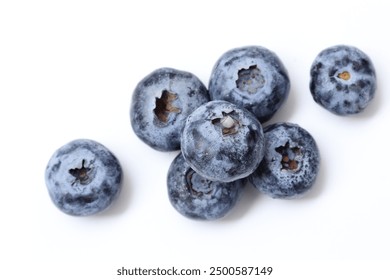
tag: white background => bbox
[1,0,389,279]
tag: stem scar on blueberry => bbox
[211,111,240,136]
[69,159,92,186]
[154,90,181,123]
[235,65,265,94]
[275,141,301,172]
[337,71,351,81]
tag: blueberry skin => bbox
[181,100,265,182]
[310,45,376,115]
[45,139,122,216]
[167,153,245,220]
[249,122,320,199]
[130,68,210,151]
[208,46,290,123]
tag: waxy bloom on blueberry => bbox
[209,46,290,123]
[310,45,376,115]
[130,67,209,151]
[167,153,245,220]
[45,139,122,216]
[181,100,265,182]
[249,123,320,199]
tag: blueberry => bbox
[208,46,290,123]
[249,122,320,199]
[45,139,122,216]
[181,100,265,182]
[167,153,245,220]
[130,67,210,151]
[310,45,376,115]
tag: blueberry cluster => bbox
[45,45,376,218]
[130,46,319,220]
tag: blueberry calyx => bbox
[274,141,302,172]
[185,169,213,196]
[153,90,181,123]
[69,159,93,186]
[211,111,240,136]
[235,65,265,94]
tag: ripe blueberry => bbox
[181,100,265,182]
[310,45,376,115]
[167,153,245,220]
[249,122,320,199]
[208,46,290,123]
[45,139,122,216]
[130,67,209,151]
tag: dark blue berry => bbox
[181,100,265,182]
[45,139,122,216]
[130,67,209,151]
[208,46,290,123]
[167,153,245,220]
[249,122,320,199]
[310,45,376,115]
